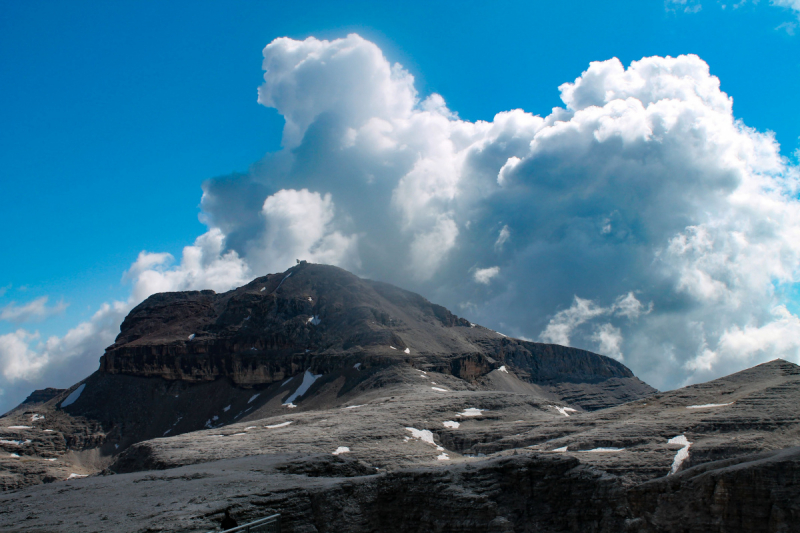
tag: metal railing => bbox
[207,513,281,533]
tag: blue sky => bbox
[1,0,799,411]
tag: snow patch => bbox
[223,405,231,412]
[553,446,569,452]
[61,384,86,408]
[405,427,436,446]
[0,439,29,446]
[43,429,54,432]
[343,405,363,409]
[212,416,219,421]
[9,453,19,458]
[245,426,257,430]
[497,365,508,373]
[307,297,313,302]
[266,421,293,429]
[188,334,195,340]
[686,403,733,409]
[285,403,297,408]
[8,425,32,429]
[67,473,87,479]
[307,315,321,326]
[552,406,578,417]
[46,457,57,461]
[456,408,484,417]
[582,447,625,452]
[431,387,448,392]
[389,346,397,350]
[437,453,450,461]
[260,287,265,292]
[282,376,294,386]
[232,432,246,436]
[248,393,260,404]
[404,347,411,354]
[332,446,350,455]
[31,414,44,422]
[668,434,692,475]
[353,363,361,370]
[283,370,322,405]
[163,429,171,436]
[443,421,460,429]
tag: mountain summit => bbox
[4,264,797,532]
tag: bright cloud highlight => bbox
[3,34,800,410]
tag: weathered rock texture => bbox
[1,264,797,532]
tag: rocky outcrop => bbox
[627,447,800,532]
[99,263,652,407]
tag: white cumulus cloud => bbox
[4,35,800,411]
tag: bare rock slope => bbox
[2,263,798,532]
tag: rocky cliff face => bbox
[100,263,649,405]
[5,264,796,532]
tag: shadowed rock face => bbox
[100,263,649,406]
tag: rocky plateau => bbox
[0,263,798,532]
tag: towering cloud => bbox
[2,34,799,410]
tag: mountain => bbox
[1,263,797,532]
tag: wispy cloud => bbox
[0,297,68,324]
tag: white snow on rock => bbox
[582,447,625,452]
[498,365,508,373]
[431,387,448,392]
[46,457,57,461]
[404,348,411,354]
[553,446,569,452]
[31,414,44,422]
[283,370,323,405]
[260,287,266,292]
[282,376,294,386]
[61,384,86,408]
[668,435,692,475]
[245,426,257,430]
[552,406,578,417]
[43,429,54,433]
[232,432,246,436]
[188,334,195,340]
[343,405,363,409]
[307,297,313,302]
[307,315,321,326]
[8,426,32,429]
[443,421,460,429]
[212,416,219,421]
[163,429,171,436]
[248,394,260,404]
[285,403,297,408]
[456,408,485,417]
[223,405,231,412]
[332,446,350,455]
[686,403,733,409]
[266,421,293,429]
[9,453,19,458]
[405,427,436,446]
[389,346,397,350]
[437,453,450,461]
[353,363,361,370]
[0,439,28,446]
[67,473,87,479]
